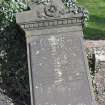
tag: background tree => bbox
[0,0,30,105]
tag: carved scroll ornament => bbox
[30,0,71,19]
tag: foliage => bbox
[86,48,95,76]
[63,0,89,26]
[0,0,30,105]
[0,24,31,105]
[0,0,27,30]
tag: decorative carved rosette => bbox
[44,4,59,17]
[29,0,72,19]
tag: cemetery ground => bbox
[78,0,105,39]
[78,0,105,103]
[86,40,105,105]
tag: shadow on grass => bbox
[89,15,105,25]
[102,0,105,3]
[83,27,105,40]
[84,14,105,40]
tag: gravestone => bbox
[16,0,96,105]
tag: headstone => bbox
[16,0,96,105]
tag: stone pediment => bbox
[16,0,83,30]
[29,0,78,19]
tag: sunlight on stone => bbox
[57,71,63,77]
[35,50,40,55]
[76,73,80,76]
[39,63,43,66]
[35,86,39,89]
[48,36,57,46]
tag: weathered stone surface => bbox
[16,0,96,105]
[29,31,93,105]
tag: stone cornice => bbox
[20,17,83,31]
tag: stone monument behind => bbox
[16,0,96,105]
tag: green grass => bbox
[77,0,105,39]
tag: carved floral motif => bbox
[30,0,73,19]
[44,5,58,17]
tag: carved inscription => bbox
[29,34,93,105]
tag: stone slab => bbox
[16,0,96,104]
[28,30,95,105]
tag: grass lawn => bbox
[77,0,105,39]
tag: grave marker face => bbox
[16,0,96,105]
